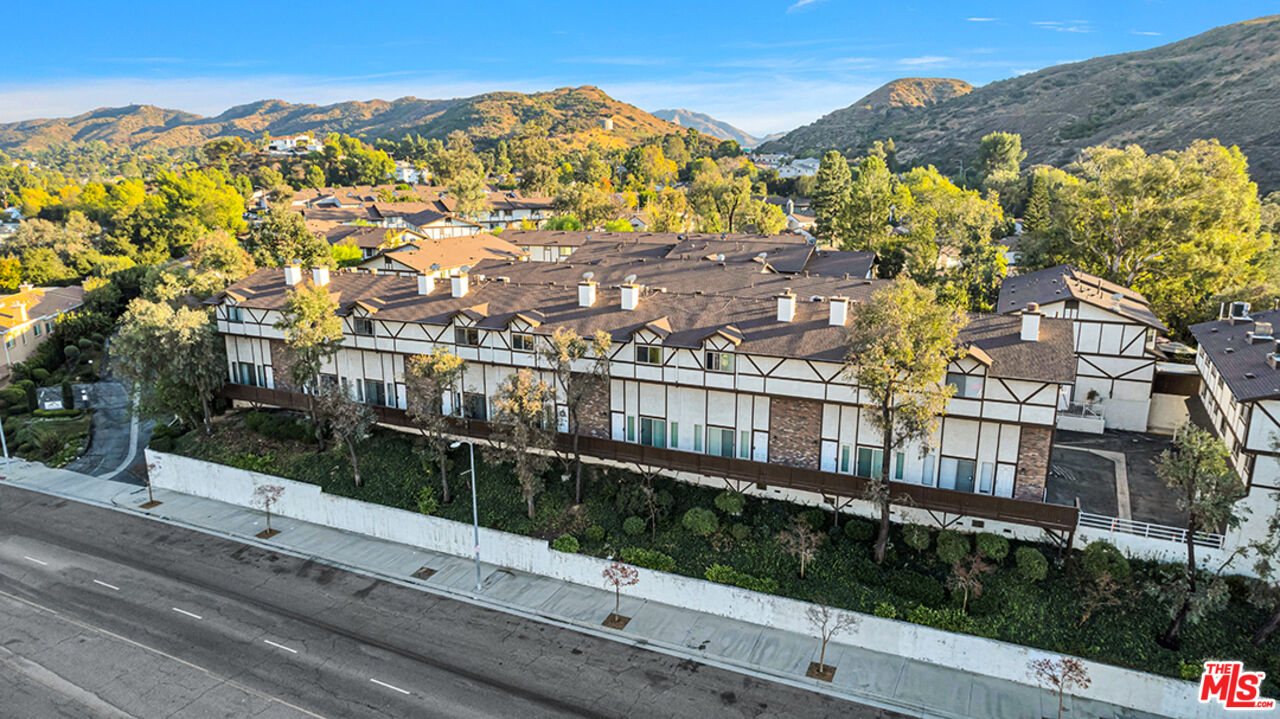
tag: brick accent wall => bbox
[268,339,297,391]
[1014,426,1053,502]
[768,396,822,470]
[575,373,610,438]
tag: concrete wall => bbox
[1146,393,1190,435]
[148,449,1218,717]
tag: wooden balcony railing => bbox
[223,384,1080,534]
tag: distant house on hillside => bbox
[0,285,86,383]
[265,135,321,155]
[326,227,428,259]
[776,158,820,178]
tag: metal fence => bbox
[1078,511,1225,549]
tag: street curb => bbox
[5,476,940,718]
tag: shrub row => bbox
[244,411,315,443]
[704,564,779,594]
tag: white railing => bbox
[1060,402,1104,419]
[1079,511,1225,549]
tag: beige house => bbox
[0,285,86,382]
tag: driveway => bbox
[63,381,153,485]
[1050,429,1188,527]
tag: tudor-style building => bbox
[998,265,1165,432]
[212,234,1076,513]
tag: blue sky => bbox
[3,2,1275,135]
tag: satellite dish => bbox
[582,271,595,281]
[624,274,638,285]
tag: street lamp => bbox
[450,439,481,592]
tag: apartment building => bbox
[355,233,524,278]
[0,285,85,382]
[999,265,1165,432]
[211,235,1075,507]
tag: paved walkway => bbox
[1,460,1171,719]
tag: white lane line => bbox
[369,678,411,695]
[92,579,120,591]
[171,607,203,620]
[263,639,298,654]
[22,556,48,566]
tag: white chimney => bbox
[828,296,848,326]
[312,266,330,287]
[16,303,27,323]
[777,289,796,323]
[417,274,435,295]
[578,281,597,308]
[451,274,469,298]
[620,284,640,311]
[284,264,302,285]
[1020,302,1042,342]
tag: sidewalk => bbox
[3,459,1169,719]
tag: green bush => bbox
[873,602,898,619]
[713,490,745,516]
[244,411,315,443]
[227,452,273,473]
[704,564,779,594]
[0,387,27,413]
[620,547,676,573]
[887,569,945,607]
[31,368,50,384]
[976,532,1010,562]
[416,486,438,515]
[1015,546,1049,583]
[800,508,827,532]
[843,519,875,542]
[682,507,719,536]
[730,523,751,541]
[18,380,37,413]
[33,408,83,418]
[936,530,970,565]
[906,605,980,634]
[61,380,73,409]
[1081,541,1130,581]
[584,525,605,543]
[77,337,94,351]
[903,524,931,552]
[552,534,579,553]
[622,515,646,537]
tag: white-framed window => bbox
[639,417,666,448]
[558,246,573,257]
[455,327,480,346]
[739,430,750,459]
[227,306,244,323]
[705,351,734,373]
[945,372,983,399]
[693,424,703,452]
[32,323,40,337]
[635,344,663,365]
[706,427,734,457]
[353,317,374,336]
[512,332,535,352]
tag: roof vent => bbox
[716,254,725,262]
[1021,302,1043,342]
[1268,353,1280,370]
[624,274,637,285]
[1248,322,1274,343]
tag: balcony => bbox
[1056,402,1105,434]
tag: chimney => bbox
[786,198,794,216]
[828,296,848,326]
[451,274,469,298]
[16,303,27,323]
[1111,291,1123,311]
[417,274,435,295]
[311,266,330,287]
[777,288,796,323]
[1020,302,1042,342]
[18,283,32,293]
[620,283,640,311]
[578,281,597,308]
[284,264,302,285]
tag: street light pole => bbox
[451,439,481,592]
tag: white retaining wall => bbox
[147,450,1223,718]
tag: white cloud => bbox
[966,17,997,22]
[786,0,828,13]
[1131,30,1162,36]
[1032,20,1092,33]
[898,55,952,66]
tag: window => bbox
[227,306,244,323]
[945,372,983,399]
[635,344,663,365]
[840,445,851,473]
[895,452,905,480]
[353,317,374,336]
[704,351,734,373]
[626,416,636,442]
[693,424,703,452]
[512,333,535,352]
[462,392,487,420]
[5,336,13,349]
[1064,299,1079,311]
[979,462,995,494]
[940,458,977,493]
[455,327,480,346]
[234,362,257,387]
[32,323,40,337]
[670,422,679,449]
[739,430,750,459]
[362,379,387,406]
[44,322,52,334]
[856,447,884,479]
[706,427,735,457]
[558,246,573,257]
[639,417,666,448]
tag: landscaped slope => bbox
[0,86,682,152]
[762,15,1280,190]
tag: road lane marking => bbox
[171,607,203,620]
[23,556,48,566]
[263,639,298,654]
[92,580,120,591]
[369,678,411,695]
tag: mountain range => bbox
[761,15,1280,190]
[650,109,782,148]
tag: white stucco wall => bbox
[147,449,1224,717]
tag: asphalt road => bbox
[0,483,907,719]
[64,382,152,484]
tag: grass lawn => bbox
[163,409,1280,692]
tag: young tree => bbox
[314,383,376,488]
[946,553,994,613]
[111,299,226,433]
[489,369,554,519]
[840,155,898,252]
[812,151,851,244]
[244,206,331,269]
[405,348,466,504]
[541,327,612,504]
[845,279,968,563]
[974,131,1025,184]
[778,515,822,579]
[273,283,343,446]
[191,228,255,286]
[1154,424,1247,648]
[805,601,860,681]
[1027,656,1092,719]
[253,484,285,536]
[1077,572,1124,628]
[602,562,639,620]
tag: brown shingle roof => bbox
[1189,309,1280,402]
[361,233,524,273]
[998,264,1166,331]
